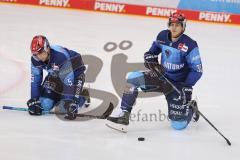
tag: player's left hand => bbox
[181,86,193,104]
[27,98,43,115]
[172,83,193,104]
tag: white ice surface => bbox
[0,4,240,160]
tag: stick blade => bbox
[226,139,231,146]
[100,102,114,119]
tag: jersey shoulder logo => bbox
[178,43,188,52]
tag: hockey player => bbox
[27,35,87,120]
[106,13,203,132]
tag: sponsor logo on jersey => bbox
[178,43,188,52]
[39,0,69,7]
[146,7,176,17]
[163,62,184,70]
[199,12,231,23]
[94,2,125,13]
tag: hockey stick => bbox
[189,102,231,146]
[2,103,114,119]
[153,66,181,95]
[153,67,231,146]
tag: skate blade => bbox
[105,120,128,133]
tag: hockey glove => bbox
[181,86,193,104]
[63,100,78,120]
[144,52,165,75]
[27,98,43,115]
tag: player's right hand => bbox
[144,51,159,70]
[144,52,165,75]
[27,98,43,115]
[63,100,78,120]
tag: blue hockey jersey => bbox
[148,30,203,87]
[31,45,86,100]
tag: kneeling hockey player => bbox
[106,13,203,132]
[27,35,87,120]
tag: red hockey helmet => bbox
[168,12,186,30]
[30,35,50,55]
